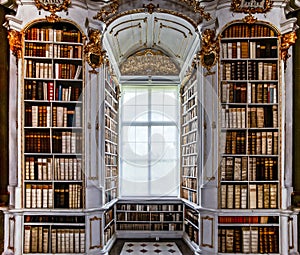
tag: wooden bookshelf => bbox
[184,205,199,246]
[22,22,85,253]
[116,201,183,233]
[104,206,115,246]
[218,22,281,254]
[180,70,198,204]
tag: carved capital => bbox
[84,29,106,72]
[281,31,297,64]
[7,29,22,59]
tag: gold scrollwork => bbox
[7,29,22,59]
[199,29,219,75]
[84,29,106,73]
[34,0,70,22]
[231,0,273,14]
[93,0,119,23]
[281,31,297,64]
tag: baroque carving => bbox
[120,49,179,76]
[231,0,273,14]
[7,29,22,59]
[93,0,119,23]
[84,29,106,73]
[199,29,219,75]
[34,0,70,22]
[281,31,297,64]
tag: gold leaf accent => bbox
[7,29,22,59]
[46,13,61,23]
[243,14,257,24]
[199,29,219,74]
[34,0,71,19]
[231,0,273,14]
[84,29,106,72]
[93,0,119,23]
[281,31,297,64]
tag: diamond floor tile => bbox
[120,242,183,255]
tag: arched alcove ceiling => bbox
[96,0,211,79]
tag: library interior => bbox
[1,0,300,254]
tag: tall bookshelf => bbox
[104,68,118,204]
[22,21,85,253]
[180,70,198,205]
[218,22,280,253]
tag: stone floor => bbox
[109,239,194,255]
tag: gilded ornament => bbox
[199,29,219,74]
[242,14,257,24]
[34,0,70,21]
[93,0,119,23]
[231,0,273,14]
[7,29,22,59]
[281,31,297,64]
[84,29,106,73]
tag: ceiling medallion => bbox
[84,29,107,73]
[231,0,273,14]
[199,29,219,75]
[281,31,297,67]
[34,0,70,22]
[7,29,22,59]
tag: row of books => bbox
[24,226,85,253]
[116,223,183,231]
[105,177,117,189]
[182,177,197,190]
[25,131,51,153]
[182,97,196,113]
[53,106,81,127]
[25,60,53,79]
[218,215,278,224]
[104,224,115,245]
[24,215,85,223]
[105,93,118,111]
[55,63,82,80]
[52,131,83,154]
[221,105,278,129]
[185,208,199,226]
[222,61,277,81]
[220,183,277,209]
[53,157,83,181]
[105,166,118,178]
[54,184,82,208]
[116,212,182,222]
[220,156,278,181]
[182,188,197,204]
[221,82,277,104]
[105,189,117,204]
[182,166,197,177]
[182,132,197,146]
[221,40,277,59]
[105,141,118,155]
[223,131,246,154]
[222,24,276,38]
[25,43,82,59]
[25,105,81,127]
[26,27,82,43]
[105,128,118,144]
[182,142,197,155]
[248,131,278,155]
[218,226,278,253]
[248,106,278,128]
[182,119,197,135]
[185,222,199,244]
[182,154,197,166]
[25,184,82,209]
[117,203,183,212]
[105,115,118,131]
[24,81,82,101]
[182,105,197,123]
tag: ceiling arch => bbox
[102,11,200,78]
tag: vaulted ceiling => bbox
[93,0,212,78]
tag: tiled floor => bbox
[120,242,182,255]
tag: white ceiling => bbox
[102,11,200,77]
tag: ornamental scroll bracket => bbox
[84,29,107,74]
[281,31,297,69]
[93,0,119,23]
[34,0,71,22]
[7,29,22,60]
[199,29,219,75]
